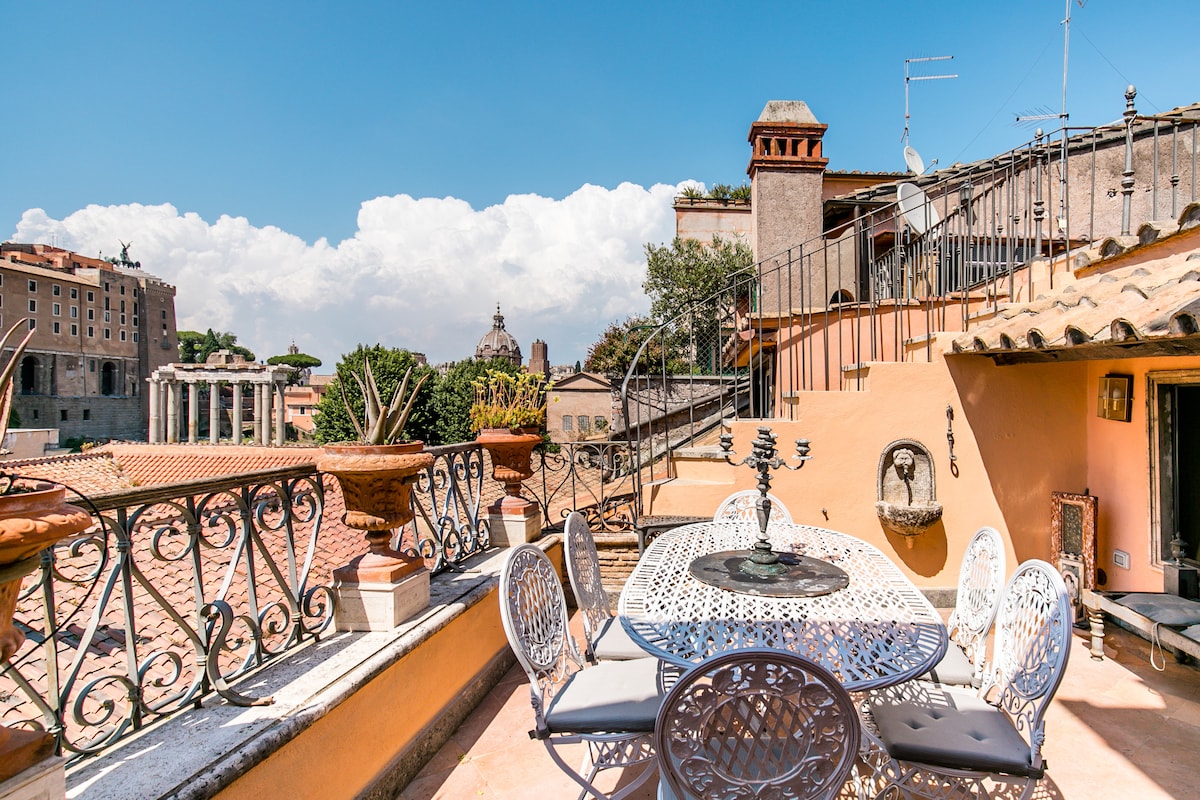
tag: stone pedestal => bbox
[333,568,430,632]
[1165,563,1199,600]
[0,752,64,800]
[486,497,542,548]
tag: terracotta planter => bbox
[0,483,92,662]
[317,442,435,582]
[476,427,541,506]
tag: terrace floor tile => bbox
[398,616,1200,799]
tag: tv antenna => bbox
[1015,0,1086,128]
[1015,1,1087,247]
[903,55,956,174]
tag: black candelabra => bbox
[719,425,811,576]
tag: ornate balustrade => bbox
[407,441,490,570]
[528,440,638,533]
[0,439,635,764]
[2,465,335,758]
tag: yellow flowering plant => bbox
[469,369,551,433]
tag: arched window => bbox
[20,356,39,395]
[101,362,118,396]
[830,290,854,305]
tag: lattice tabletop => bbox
[618,521,948,691]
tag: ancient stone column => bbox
[260,382,271,445]
[275,381,286,446]
[148,378,162,444]
[187,382,199,443]
[232,382,243,445]
[209,381,221,443]
[252,382,264,443]
[166,381,180,444]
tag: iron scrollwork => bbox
[1,467,334,759]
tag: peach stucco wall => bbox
[1082,355,1200,590]
[770,298,993,394]
[943,357,1089,569]
[213,541,563,800]
[650,357,1090,590]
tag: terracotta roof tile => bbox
[103,443,322,487]
[951,230,1200,359]
[1,451,135,496]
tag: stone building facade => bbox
[546,372,613,443]
[0,243,177,443]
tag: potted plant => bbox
[471,369,549,506]
[0,320,92,781]
[316,359,433,580]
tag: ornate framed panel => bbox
[1051,491,1097,619]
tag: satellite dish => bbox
[903,145,926,175]
[897,182,941,235]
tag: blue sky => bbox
[4,1,1196,368]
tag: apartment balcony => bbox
[6,92,1200,799]
[1,444,1197,800]
[0,441,639,799]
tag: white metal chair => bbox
[499,543,661,800]
[860,559,1073,800]
[564,511,651,661]
[654,648,860,800]
[713,490,792,525]
[923,525,1006,687]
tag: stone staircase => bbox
[641,441,738,519]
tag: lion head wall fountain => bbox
[874,439,942,548]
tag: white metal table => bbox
[618,520,947,691]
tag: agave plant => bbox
[340,359,430,445]
[0,320,36,446]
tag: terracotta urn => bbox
[0,482,92,782]
[317,442,435,581]
[476,427,541,510]
[0,484,92,661]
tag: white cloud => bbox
[11,182,684,369]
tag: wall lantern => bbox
[1097,374,1133,422]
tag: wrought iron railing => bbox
[2,466,334,759]
[1,439,640,763]
[618,88,1199,516]
[407,441,490,570]
[530,440,639,533]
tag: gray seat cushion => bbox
[922,642,977,687]
[1115,593,1200,626]
[545,656,665,734]
[593,617,651,661]
[871,685,1039,778]
[1181,624,1200,642]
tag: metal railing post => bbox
[1034,129,1046,265]
[1121,85,1137,236]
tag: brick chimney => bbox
[748,101,829,312]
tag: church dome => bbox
[475,305,523,366]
